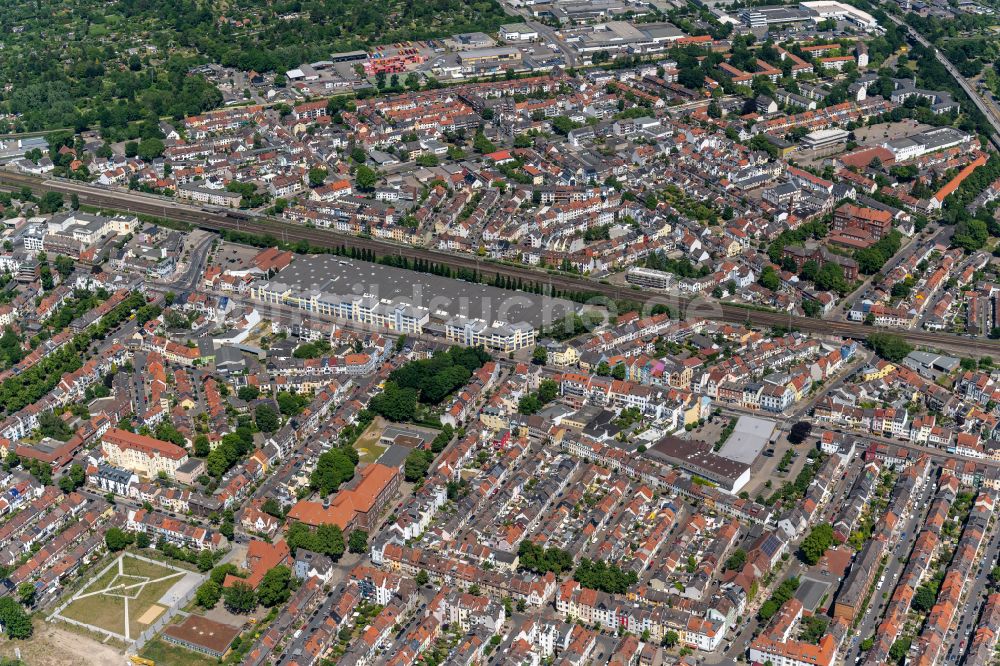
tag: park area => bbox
[354,415,388,464]
[53,553,194,641]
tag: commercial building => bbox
[458,48,522,68]
[444,316,536,352]
[717,415,778,465]
[499,23,539,41]
[740,1,878,31]
[100,427,189,479]
[626,266,675,290]
[252,281,430,334]
[163,615,242,658]
[176,182,243,207]
[883,126,972,162]
[250,255,570,332]
[645,435,751,494]
[801,128,849,151]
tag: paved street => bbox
[946,518,1000,664]
[845,473,937,663]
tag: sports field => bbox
[54,553,191,640]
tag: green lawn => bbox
[59,554,187,637]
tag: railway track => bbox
[3,169,1000,354]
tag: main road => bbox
[888,13,1000,149]
[5,169,1000,355]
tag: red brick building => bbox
[833,204,892,240]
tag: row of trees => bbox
[759,576,800,621]
[0,292,154,417]
[573,558,638,594]
[389,346,491,405]
[310,446,358,495]
[517,541,573,576]
[855,230,903,275]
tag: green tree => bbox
[0,597,32,639]
[531,346,548,365]
[355,165,378,190]
[310,449,356,495]
[912,584,937,613]
[257,566,292,607]
[889,637,912,664]
[210,563,238,586]
[308,167,328,187]
[223,581,257,614]
[137,138,165,161]
[799,524,834,565]
[473,132,496,154]
[867,332,914,362]
[262,498,284,518]
[316,523,345,560]
[58,463,85,493]
[349,530,368,554]
[255,403,279,433]
[195,580,222,609]
[105,527,132,552]
[814,262,847,294]
[953,218,988,252]
[238,385,260,401]
[16,582,34,607]
[197,550,215,572]
[37,191,64,214]
[193,434,211,458]
[759,265,781,291]
[404,449,434,483]
[368,383,417,421]
[724,548,747,572]
[415,570,429,586]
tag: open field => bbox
[55,553,190,640]
[354,416,388,463]
[0,622,124,666]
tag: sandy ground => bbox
[0,622,125,665]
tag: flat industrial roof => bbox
[647,435,751,484]
[270,255,578,329]
[717,415,778,465]
[163,615,241,656]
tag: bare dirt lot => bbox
[0,622,124,665]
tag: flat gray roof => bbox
[271,254,578,329]
[795,575,832,612]
[717,415,778,465]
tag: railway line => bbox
[4,169,1000,354]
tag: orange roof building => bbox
[933,153,987,207]
[101,427,189,479]
[287,463,400,531]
